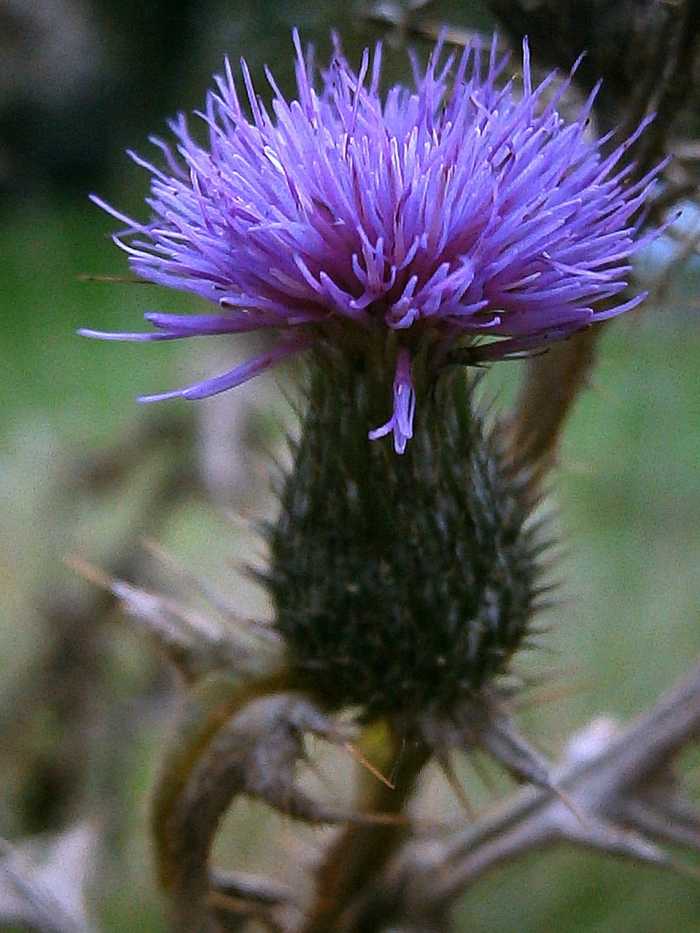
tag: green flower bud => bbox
[266,346,543,720]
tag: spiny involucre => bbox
[82,31,662,453]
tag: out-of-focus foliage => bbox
[1,1,698,931]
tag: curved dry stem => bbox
[153,677,380,932]
[505,326,600,481]
[153,677,292,932]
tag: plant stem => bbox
[302,723,430,933]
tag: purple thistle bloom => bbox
[82,31,662,453]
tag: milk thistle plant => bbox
[82,31,668,932]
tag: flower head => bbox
[82,32,661,452]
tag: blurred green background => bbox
[1,1,698,931]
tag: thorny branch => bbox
[341,659,700,931]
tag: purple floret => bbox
[81,31,663,453]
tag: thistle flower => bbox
[82,32,661,452]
